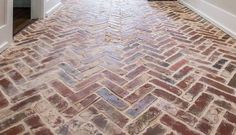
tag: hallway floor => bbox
[1,0,236,134]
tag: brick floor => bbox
[0,0,236,134]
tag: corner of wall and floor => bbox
[179,0,236,39]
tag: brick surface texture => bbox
[0,0,236,134]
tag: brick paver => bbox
[0,0,236,134]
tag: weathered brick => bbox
[50,80,74,97]
[0,125,25,135]
[102,80,129,97]
[160,114,200,135]
[94,100,129,128]
[153,89,189,109]
[103,70,127,85]
[10,95,41,111]
[224,111,236,125]
[182,83,204,102]
[207,87,236,104]
[124,73,151,91]
[24,115,44,129]
[195,120,213,135]
[169,59,188,71]
[0,91,9,110]
[8,70,26,85]
[216,121,235,135]
[188,93,213,117]
[148,70,175,84]
[200,77,234,94]
[92,114,125,135]
[125,83,155,104]
[150,79,182,96]
[143,124,166,135]
[126,94,156,118]
[0,78,18,96]
[127,107,161,135]
[126,65,147,80]
[97,88,128,111]
[0,109,34,131]
[68,83,101,103]
[173,66,193,80]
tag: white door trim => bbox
[31,0,45,19]
[0,0,13,53]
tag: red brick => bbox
[24,115,44,129]
[150,79,182,96]
[148,70,175,84]
[207,87,236,104]
[127,107,161,135]
[0,125,25,135]
[0,91,8,110]
[188,93,213,117]
[195,120,213,135]
[145,63,172,76]
[8,70,26,84]
[0,109,34,131]
[126,66,147,80]
[102,80,129,98]
[103,70,127,85]
[0,78,18,96]
[23,56,38,67]
[182,83,204,102]
[34,127,54,135]
[177,75,196,90]
[216,121,235,135]
[153,89,189,109]
[169,59,188,71]
[68,83,101,103]
[75,74,103,90]
[143,124,166,135]
[224,111,236,125]
[94,100,129,128]
[124,73,151,91]
[62,107,78,118]
[97,88,128,111]
[173,66,193,80]
[125,83,155,104]
[126,94,157,118]
[200,77,234,94]
[166,53,183,63]
[11,84,47,103]
[160,114,200,135]
[176,110,198,126]
[50,80,74,97]
[10,95,41,111]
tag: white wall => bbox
[179,0,236,38]
[206,0,236,15]
[44,0,61,16]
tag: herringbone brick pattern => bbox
[1,0,236,134]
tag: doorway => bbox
[13,0,36,35]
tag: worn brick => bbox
[94,100,129,128]
[216,121,235,135]
[0,78,18,96]
[126,94,157,118]
[160,114,200,135]
[150,79,182,96]
[127,107,161,135]
[188,93,213,117]
[97,88,128,111]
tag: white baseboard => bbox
[178,0,236,39]
[0,42,9,53]
[45,2,62,16]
